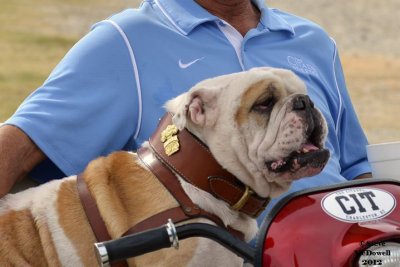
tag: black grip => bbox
[102,225,171,263]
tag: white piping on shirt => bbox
[103,19,143,140]
[155,0,188,36]
[330,37,343,135]
[217,21,245,70]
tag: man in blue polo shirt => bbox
[0,0,371,222]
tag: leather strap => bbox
[77,174,129,267]
[134,147,244,240]
[77,174,112,242]
[137,146,201,217]
[149,113,270,218]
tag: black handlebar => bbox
[94,220,255,266]
[95,224,173,266]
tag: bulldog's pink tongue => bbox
[300,143,319,153]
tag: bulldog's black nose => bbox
[293,95,314,110]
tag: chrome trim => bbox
[166,219,179,249]
[94,242,110,267]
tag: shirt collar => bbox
[253,0,295,35]
[155,0,295,36]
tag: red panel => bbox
[261,182,400,267]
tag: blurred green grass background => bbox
[0,0,135,119]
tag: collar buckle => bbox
[231,186,254,211]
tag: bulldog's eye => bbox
[252,97,275,113]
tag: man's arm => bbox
[0,125,46,197]
[330,41,372,179]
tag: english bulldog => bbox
[0,67,329,267]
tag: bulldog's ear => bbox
[165,87,221,130]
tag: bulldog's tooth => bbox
[291,158,301,171]
[271,159,286,170]
[301,143,319,152]
[302,148,309,153]
[271,162,278,170]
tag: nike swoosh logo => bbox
[178,57,204,69]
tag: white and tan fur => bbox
[0,67,328,266]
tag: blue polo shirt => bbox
[6,0,370,217]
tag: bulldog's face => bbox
[166,67,329,198]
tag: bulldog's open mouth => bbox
[266,145,330,173]
[266,123,330,174]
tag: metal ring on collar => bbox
[231,185,253,211]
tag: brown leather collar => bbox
[148,113,270,218]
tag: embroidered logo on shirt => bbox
[287,56,318,76]
[178,57,204,69]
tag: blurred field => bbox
[0,0,133,120]
[1,0,399,143]
[341,54,400,143]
